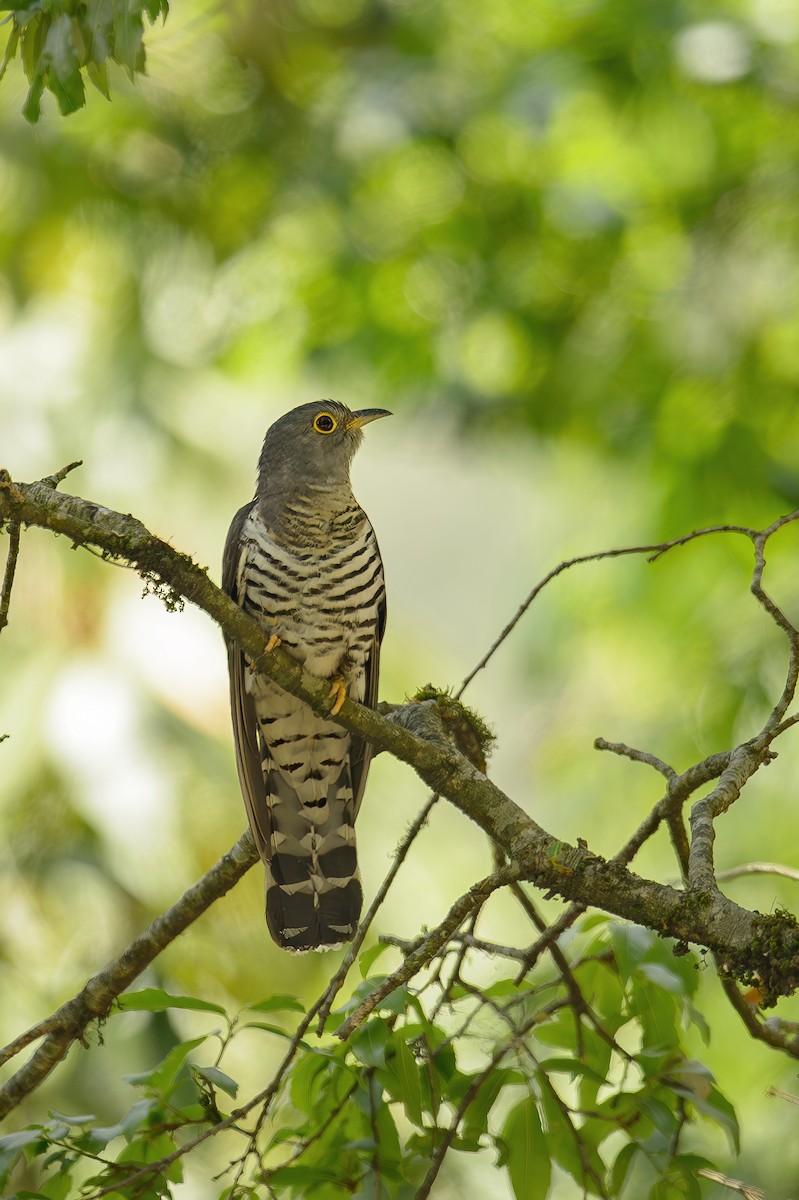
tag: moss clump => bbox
[720,908,799,1008]
[412,684,496,773]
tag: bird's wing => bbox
[350,527,387,817]
[222,501,271,862]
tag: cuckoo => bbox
[222,400,389,951]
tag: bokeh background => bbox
[2,0,799,1194]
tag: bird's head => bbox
[257,400,391,494]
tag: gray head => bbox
[257,399,391,504]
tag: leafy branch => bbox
[0,0,169,123]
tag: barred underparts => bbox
[222,401,389,951]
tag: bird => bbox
[222,400,390,952]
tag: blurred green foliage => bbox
[1,0,798,520]
[2,0,799,1196]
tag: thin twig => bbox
[335,867,521,1041]
[594,737,677,781]
[716,862,799,883]
[381,931,527,962]
[715,973,799,1060]
[456,521,768,698]
[261,1081,358,1179]
[513,749,732,984]
[697,1167,765,1199]
[0,519,20,633]
[766,1084,799,1105]
[41,460,83,489]
[315,794,440,1034]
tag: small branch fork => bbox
[3,469,799,1194]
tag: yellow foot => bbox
[328,676,347,716]
[265,633,282,654]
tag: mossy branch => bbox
[3,467,799,1127]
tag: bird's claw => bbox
[265,633,282,654]
[328,677,347,716]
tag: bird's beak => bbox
[346,408,392,430]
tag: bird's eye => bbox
[313,413,337,434]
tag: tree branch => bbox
[4,470,799,1110]
[0,832,258,1120]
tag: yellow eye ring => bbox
[313,413,338,434]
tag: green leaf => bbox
[610,1143,639,1195]
[268,1163,341,1187]
[664,1058,715,1091]
[637,962,688,995]
[0,1128,47,1151]
[265,1126,300,1153]
[47,1110,96,1126]
[245,994,305,1015]
[243,1021,299,1038]
[85,1123,125,1149]
[374,1099,402,1165]
[37,1174,74,1200]
[500,1097,550,1200]
[481,977,522,1001]
[537,1078,605,1194]
[670,1153,715,1191]
[117,1130,179,1181]
[649,1181,691,1200]
[359,942,393,978]
[391,1036,423,1126]
[193,1064,239,1099]
[20,12,48,82]
[685,1002,711,1046]
[22,75,45,124]
[86,59,110,98]
[577,1028,613,1111]
[532,1011,580,1050]
[120,1098,158,1139]
[290,1050,329,1114]
[631,978,679,1052]
[351,1167,395,1200]
[0,1129,46,1188]
[538,1057,609,1086]
[379,984,410,1016]
[116,988,227,1015]
[425,1029,457,1090]
[123,1035,208,1096]
[112,0,145,74]
[174,1103,208,1123]
[461,1068,515,1143]
[84,1099,156,1146]
[579,913,612,932]
[41,15,84,116]
[639,1097,680,1140]
[350,1019,389,1069]
[85,0,113,63]
[574,956,625,1030]
[643,940,699,998]
[611,922,654,985]
[0,26,20,81]
[689,1086,740,1154]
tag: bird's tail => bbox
[262,763,362,952]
